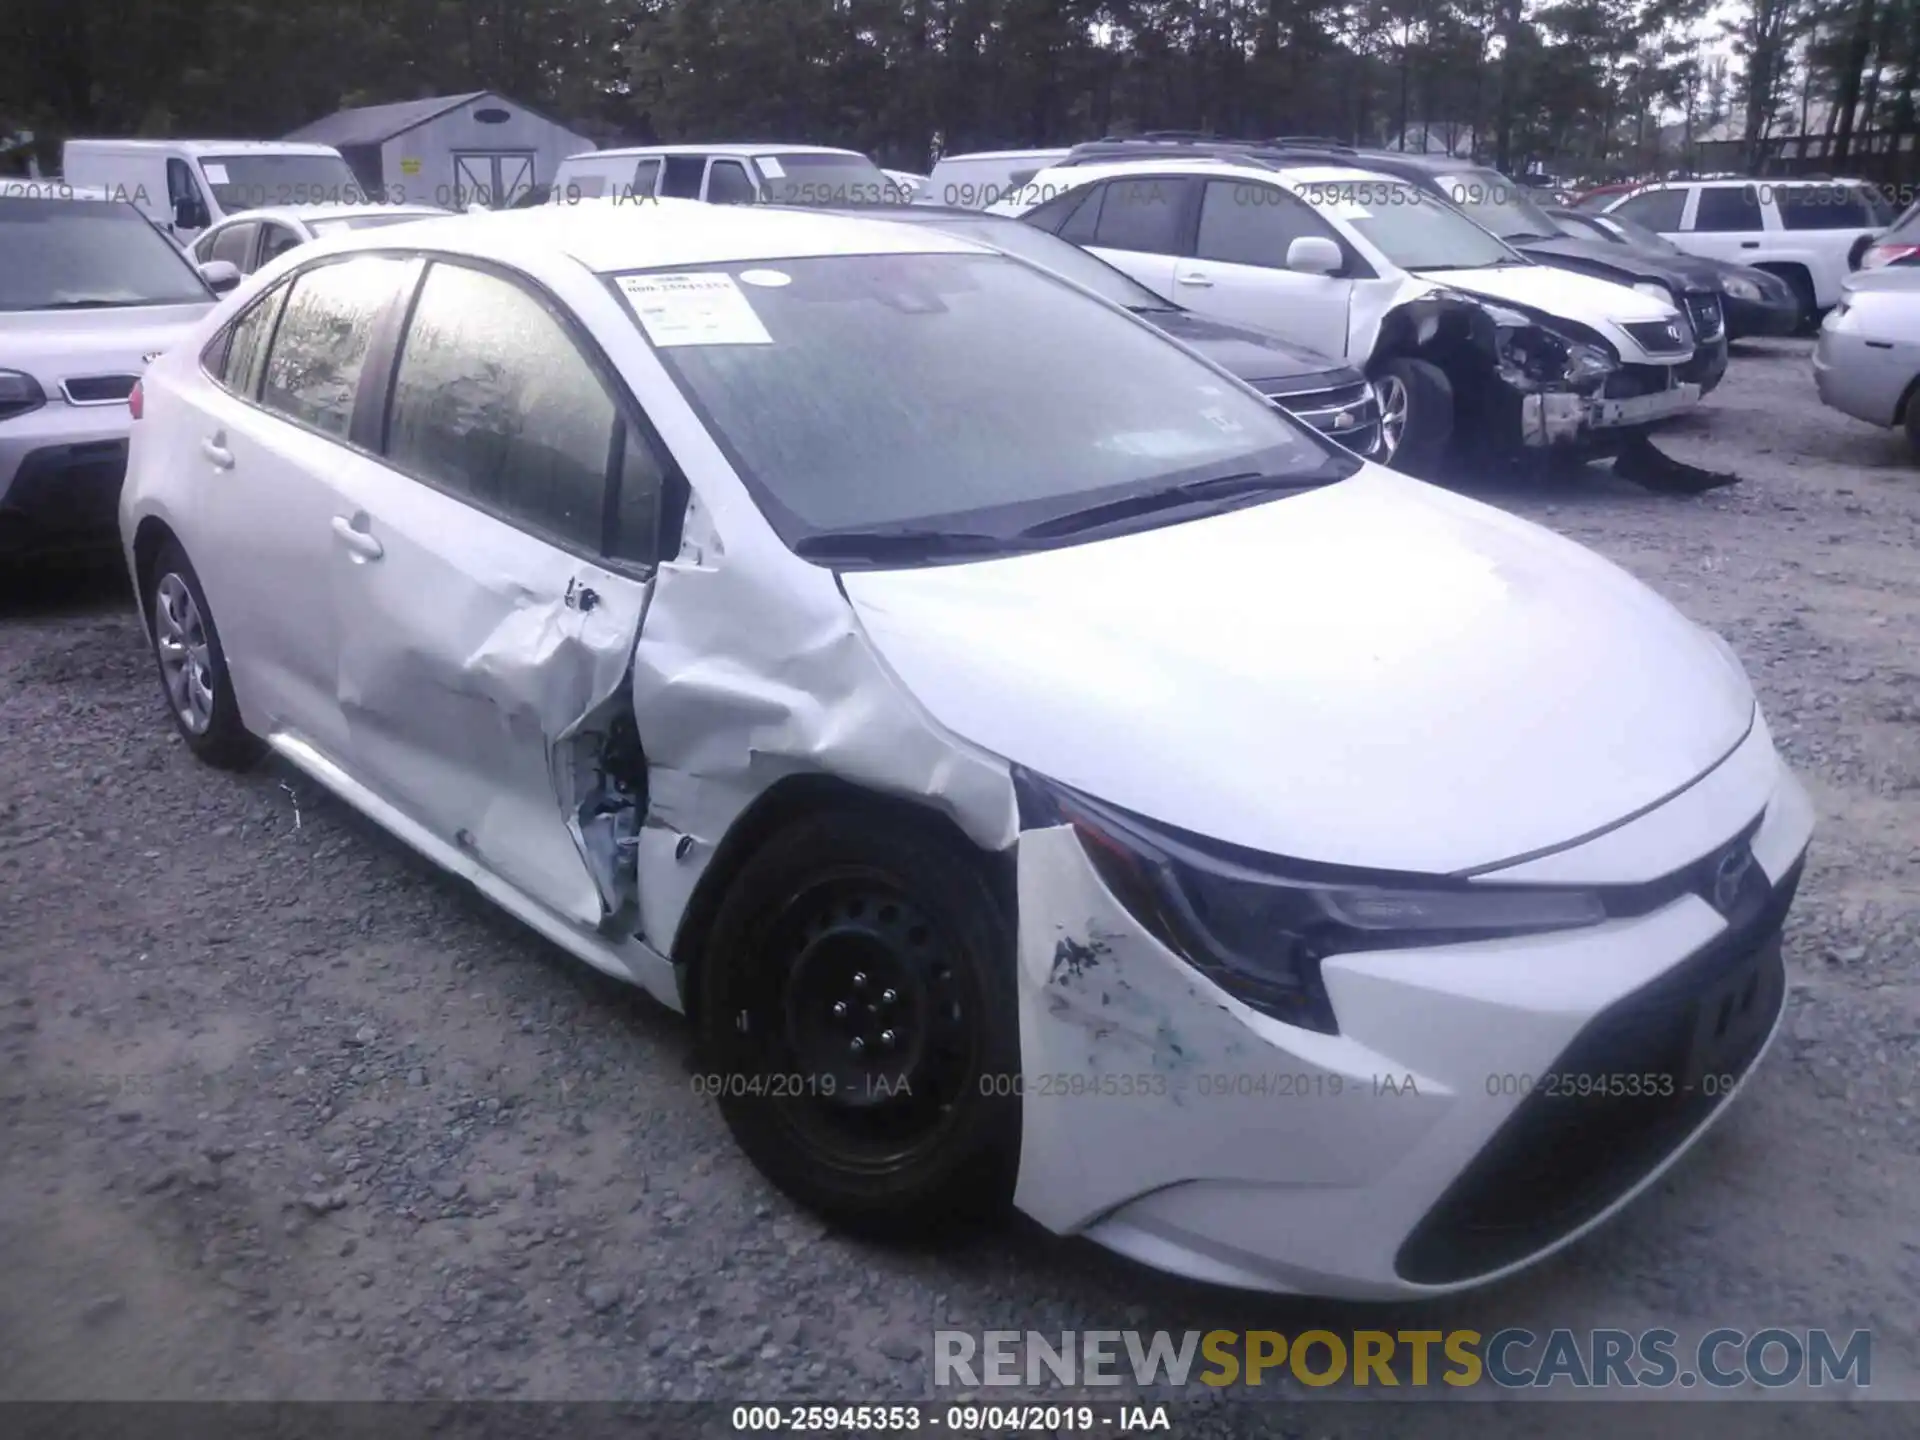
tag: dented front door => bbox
[327,459,650,929]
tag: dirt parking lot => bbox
[3,338,1917,1422]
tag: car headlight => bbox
[0,369,47,422]
[1014,768,1609,1035]
[1634,280,1676,303]
[1720,274,1763,302]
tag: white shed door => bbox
[452,152,536,209]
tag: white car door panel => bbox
[1086,244,1179,296]
[328,258,662,928]
[1174,179,1356,360]
[327,462,651,928]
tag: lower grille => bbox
[1683,293,1725,341]
[1602,365,1675,400]
[1394,854,1803,1286]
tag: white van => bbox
[550,144,905,205]
[61,139,367,245]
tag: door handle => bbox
[331,514,384,560]
[201,433,233,468]
[1739,241,1760,249]
[1178,271,1213,286]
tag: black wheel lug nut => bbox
[881,988,897,1006]
[879,1029,896,1049]
[850,1037,865,1056]
[852,972,868,991]
[831,1001,849,1020]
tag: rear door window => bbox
[1690,185,1764,233]
[660,156,706,199]
[258,256,411,439]
[706,160,758,205]
[1090,177,1195,255]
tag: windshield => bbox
[1300,179,1519,271]
[201,153,367,210]
[1434,170,1560,241]
[758,153,911,206]
[0,197,209,310]
[309,211,444,235]
[621,252,1338,551]
[918,217,1169,309]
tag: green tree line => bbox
[3,0,1917,181]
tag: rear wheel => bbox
[145,539,263,770]
[696,809,1021,1238]
[1369,356,1453,475]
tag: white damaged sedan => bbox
[120,198,1813,1299]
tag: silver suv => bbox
[0,183,234,558]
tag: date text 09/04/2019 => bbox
[692,1070,1744,1102]
[729,1404,1171,1431]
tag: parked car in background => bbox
[1,185,232,559]
[1100,142,1728,395]
[1572,181,1638,212]
[919,148,1072,209]
[551,145,909,206]
[1601,178,1897,327]
[1545,206,1802,341]
[881,169,928,200]
[189,202,452,276]
[119,197,1812,1299]
[61,138,365,247]
[795,202,1386,459]
[1856,198,1920,270]
[1813,267,1920,451]
[997,153,1705,477]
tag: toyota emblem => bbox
[1665,324,1681,343]
[1710,846,1754,914]
[1331,410,1354,430]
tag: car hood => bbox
[1420,262,1677,322]
[1516,233,1716,290]
[1134,307,1351,386]
[0,302,213,395]
[841,465,1754,874]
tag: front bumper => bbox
[0,400,135,556]
[1678,334,1729,393]
[1007,717,1814,1299]
[1519,379,1703,447]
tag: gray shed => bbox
[283,91,595,208]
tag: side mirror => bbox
[1286,236,1343,275]
[198,259,242,295]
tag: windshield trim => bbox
[602,251,1356,566]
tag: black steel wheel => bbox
[697,808,1020,1236]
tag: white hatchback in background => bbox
[995,156,1704,471]
[551,144,908,206]
[0,184,230,559]
[918,148,1073,210]
[1603,178,1898,323]
[121,199,1811,1299]
[189,202,454,276]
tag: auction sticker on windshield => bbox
[202,163,230,185]
[617,272,774,347]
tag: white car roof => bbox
[565,144,866,162]
[305,196,986,273]
[217,202,450,225]
[66,139,343,157]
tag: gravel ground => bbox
[2,338,1917,1427]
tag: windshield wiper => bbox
[791,527,1031,562]
[35,298,145,309]
[1502,230,1557,242]
[1016,470,1332,541]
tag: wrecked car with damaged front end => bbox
[995,157,1704,476]
[121,198,1810,1302]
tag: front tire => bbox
[145,539,263,770]
[1369,356,1453,475]
[696,808,1021,1238]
